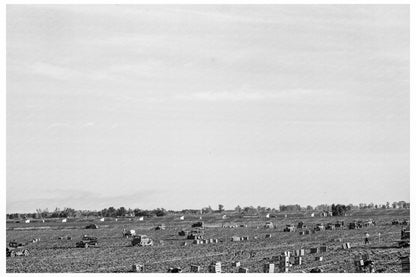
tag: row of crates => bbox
[310,246,328,254]
[193,238,219,245]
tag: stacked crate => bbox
[208,262,221,273]
[279,254,290,273]
[263,263,275,273]
[293,256,302,266]
[354,254,365,273]
[238,267,249,273]
[401,256,410,273]
[294,249,305,256]
[342,242,351,249]
[132,264,144,272]
[310,247,319,254]
[190,265,200,273]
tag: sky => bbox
[6,5,409,213]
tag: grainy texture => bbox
[6,209,409,273]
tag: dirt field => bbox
[6,209,410,273]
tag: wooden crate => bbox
[190,265,200,273]
[401,256,410,273]
[293,257,302,265]
[132,264,144,272]
[279,256,290,273]
[294,249,305,256]
[238,267,249,273]
[263,263,275,273]
[310,247,319,254]
[342,242,351,249]
[208,262,221,273]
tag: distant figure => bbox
[365,232,370,244]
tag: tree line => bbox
[6,200,409,220]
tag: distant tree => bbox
[202,206,213,214]
[154,208,167,217]
[135,209,151,217]
[243,206,257,215]
[51,207,61,218]
[331,204,349,216]
[386,202,390,209]
[257,206,267,213]
[116,207,127,217]
[133,208,141,216]
[306,205,314,211]
[180,209,198,214]
[7,213,20,220]
[62,207,76,217]
[397,201,406,208]
[280,204,302,212]
[218,204,224,212]
[107,207,116,217]
[234,205,242,213]
[315,204,330,211]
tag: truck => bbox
[325,223,335,230]
[335,220,345,229]
[187,230,204,240]
[283,224,296,232]
[155,224,166,230]
[264,222,274,229]
[349,221,363,230]
[178,230,189,236]
[6,241,29,257]
[123,229,136,238]
[132,235,154,246]
[76,235,98,248]
[297,221,307,229]
[191,222,204,228]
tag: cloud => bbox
[29,62,79,80]
[7,188,162,213]
[176,89,321,102]
[47,122,72,129]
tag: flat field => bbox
[6,209,410,273]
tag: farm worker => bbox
[364,232,370,244]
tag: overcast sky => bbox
[7,5,409,213]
